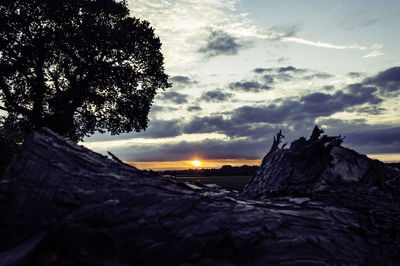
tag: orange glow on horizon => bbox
[126,159,262,171]
[191,160,201,167]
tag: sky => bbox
[83,0,400,170]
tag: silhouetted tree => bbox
[0,0,170,142]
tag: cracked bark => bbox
[0,128,399,265]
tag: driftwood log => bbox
[0,127,399,265]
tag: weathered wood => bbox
[0,128,399,265]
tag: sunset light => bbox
[191,161,201,167]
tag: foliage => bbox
[0,0,170,142]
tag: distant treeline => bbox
[159,165,259,177]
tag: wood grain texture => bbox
[0,128,399,265]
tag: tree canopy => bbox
[0,0,170,142]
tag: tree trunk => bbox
[0,128,399,265]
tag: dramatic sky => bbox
[83,0,400,170]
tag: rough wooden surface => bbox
[0,128,399,265]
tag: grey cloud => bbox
[269,24,301,39]
[277,66,306,73]
[200,89,233,102]
[231,85,382,124]
[198,30,248,57]
[254,65,304,74]
[159,91,189,104]
[338,18,382,30]
[363,66,400,96]
[348,72,363,78]
[183,115,276,140]
[347,105,386,115]
[140,119,183,138]
[117,122,400,162]
[262,75,275,84]
[169,75,198,88]
[187,105,202,112]
[85,119,183,142]
[229,81,271,93]
[318,118,400,154]
[150,105,178,114]
[254,66,331,82]
[303,73,333,80]
[322,85,335,91]
[122,138,270,162]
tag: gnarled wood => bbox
[0,128,399,265]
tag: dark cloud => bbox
[349,105,386,115]
[318,118,400,154]
[122,138,270,162]
[254,65,304,74]
[85,119,183,142]
[253,66,332,82]
[228,81,271,92]
[183,115,276,140]
[363,67,400,96]
[169,75,198,88]
[277,66,306,73]
[198,30,248,57]
[140,119,183,138]
[348,72,363,78]
[254,68,272,74]
[231,85,382,124]
[322,85,335,91]
[187,105,202,112]
[150,105,178,114]
[199,89,233,102]
[262,75,275,84]
[303,73,333,80]
[159,91,189,104]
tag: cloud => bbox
[187,105,202,112]
[198,29,250,58]
[318,118,400,154]
[269,24,301,39]
[322,85,335,91]
[253,66,332,83]
[254,65,305,74]
[303,73,333,80]
[140,119,183,138]
[150,105,178,114]
[116,119,400,162]
[169,75,198,88]
[351,106,386,115]
[228,81,271,92]
[363,66,400,96]
[363,50,384,58]
[129,0,384,67]
[158,91,189,104]
[183,115,276,140]
[122,138,271,162]
[199,89,233,102]
[282,37,384,58]
[338,18,382,30]
[85,119,183,142]
[348,72,363,78]
[231,85,382,124]
[262,75,275,84]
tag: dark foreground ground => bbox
[176,176,252,191]
[0,127,399,265]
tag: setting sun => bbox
[191,161,201,167]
